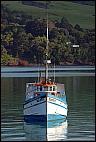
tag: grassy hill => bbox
[1,1,95,29]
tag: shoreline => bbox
[1,65,95,68]
[1,66,95,77]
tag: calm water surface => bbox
[1,75,95,141]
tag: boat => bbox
[23,3,68,123]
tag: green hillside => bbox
[1,1,95,29]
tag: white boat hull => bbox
[24,93,67,122]
[47,94,67,121]
[24,94,47,122]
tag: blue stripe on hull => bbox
[24,115,47,123]
[48,94,67,104]
[47,114,67,121]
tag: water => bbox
[1,72,95,141]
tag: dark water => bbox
[1,76,95,141]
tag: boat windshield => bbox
[44,86,48,91]
[36,85,57,92]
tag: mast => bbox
[45,2,49,83]
[53,58,55,82]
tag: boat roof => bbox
[34,81,56,87]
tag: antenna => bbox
[45,2,49,83]
[53,58,55,82]
[38,63,41,82]
[45,2,51,83]
[38,64,39,82]
[46,4,48,50]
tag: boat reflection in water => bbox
[47,119,67,141]
[24,121,47,141]
[24,118,67,141]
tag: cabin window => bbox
[40,86,42,91]
[51,92,55,95]
[44,86,48,91]
[50,86,52,91]
[37,86,40,91]
[37,86,39,91]
[53,86,56,91]
[28,84,31,87]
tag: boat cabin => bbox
[26,82,57,93]
[26,81,65,100]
